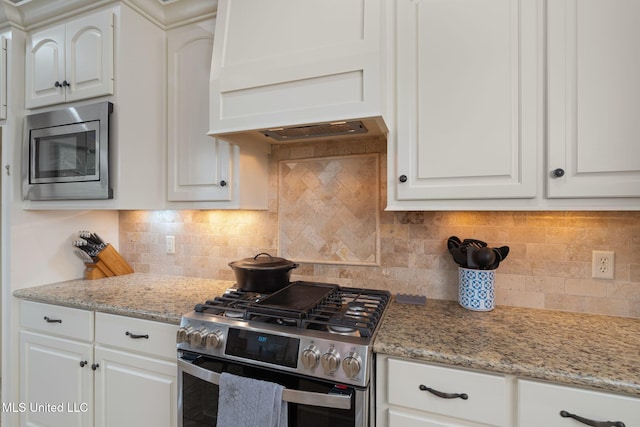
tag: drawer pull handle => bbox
[43,316,62,323]
[126,331,149,339]
[419,384,468,400]
[560,410,625,427]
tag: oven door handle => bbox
[178,358,352,410]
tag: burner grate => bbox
[193,289,262,316]
[306,288,390,338]
[190,283,390,338]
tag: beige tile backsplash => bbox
[119,136,640,318]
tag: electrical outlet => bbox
[166,236,175,254]
[592,250,614,280]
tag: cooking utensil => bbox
[447,236,467,267]
[461,238,487,248]
[473,246,496,270]
[495,246,510,261]
[229,253,299,293]
[466,246,479,268]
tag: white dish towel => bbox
[216,372,288,427]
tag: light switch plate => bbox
[166,236,175,254]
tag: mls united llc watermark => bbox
[2,401,89,413]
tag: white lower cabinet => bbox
[19,301,177,427]
[518,379,640,427]
[377,355,640,427]
[94,312,177,427]
[19,331,94,427]
[94,346,176,427]
[377,355,512,427]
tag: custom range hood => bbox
[208,0,388,146]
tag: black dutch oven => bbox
[228,253,299,293]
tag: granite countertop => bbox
[13,274,640,397]
[374,299,640,397]
[13,273,234,324]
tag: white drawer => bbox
[95,312,177,360]
[20,301,94,341]
[387,357,507,426]
[518,379,640,427]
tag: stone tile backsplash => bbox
[119,136,640,318]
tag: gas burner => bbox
[275,318,298,327]
[327,325,359,336]
[223,311,244,319]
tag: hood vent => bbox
[261,121,368,142]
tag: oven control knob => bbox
[205,329,224,349]
[342,352,362,378]
[176,326,193,344]
[301,345,320,370]
[320,349,341,375]
[190,328,209,348]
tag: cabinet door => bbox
[547,0,640,198]
[65,10,114,103]
[386,358,507,426]
[20,331,94,427]
[388,409,467,427]
[394,0,539,201]
[167,21,233,202]
[94,346,177,427]
[26,24,66,108]
[518,380,640,427]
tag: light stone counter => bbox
[13,273,234,324]
[374,299,640,397]
[14,275,640,397]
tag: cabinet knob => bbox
[399,175,408,183]
[91,363,100,371]
[220,180,227,187]
[552,168,565,178]
[54,81,62,88]
[79,361,88,368]
[62,80,70,87]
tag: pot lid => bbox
[230,253,296,269]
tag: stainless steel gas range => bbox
[176,281,390,427]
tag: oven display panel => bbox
[225,328,300,368]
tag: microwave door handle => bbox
[178,358,351,410]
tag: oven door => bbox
[178,351,369,427]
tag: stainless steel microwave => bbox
[22,102,113,201]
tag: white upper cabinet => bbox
[22,4,167,211]
[26,9,114,109]
[168,21,228,202]
[392,0,539,202]
[209,0,387,144]
[167,19,268,209]
[547,0,640,198]
[388,0,640,210]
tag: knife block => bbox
[83,244,133,279]
[84,264,107,280]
